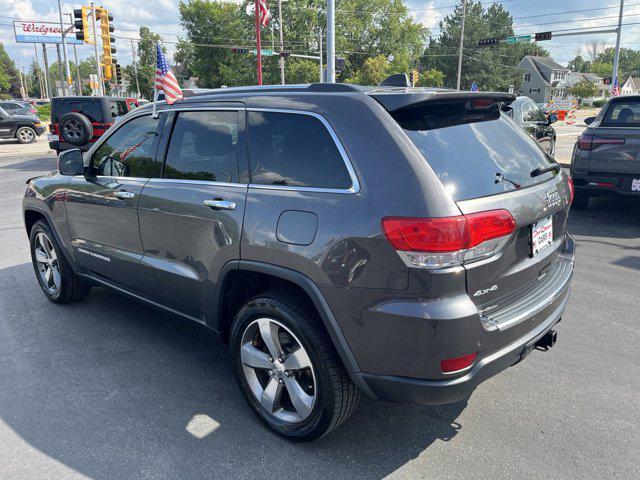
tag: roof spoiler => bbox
[369,91,517,112]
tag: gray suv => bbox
[22,84,575,441]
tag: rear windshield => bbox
[602,99,640,127]
[394,104,556,201]
[52,98,104,123]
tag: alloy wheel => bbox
[19,128,34,143]
[240,317,316,424]
[63,120,82,141]
[34,232,61,295]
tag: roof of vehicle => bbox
[51,96,125,102]
[141,83,515,112]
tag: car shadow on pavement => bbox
[0,262,467,480]
[568,196,640,240]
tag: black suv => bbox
[0,106,45,143]
[48,96,129,154]
[23,84,575,440]
[571,95,640,208]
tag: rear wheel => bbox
[29,220,91,303]
[573,191,590,209]
[230,291,360,441]
[16,126,36,144]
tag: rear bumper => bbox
[355,287,568,405]
[339,233,575,405]
[572,174,640,197]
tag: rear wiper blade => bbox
[530,164,561,177]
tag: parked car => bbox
[0,100,38,117]
[507,96,558,156]
[571,94,640,208]
[47,96,130,154]
[23,84,575,441]
[0,106,45,143]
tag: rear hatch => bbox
[374,90,572,328]
[581,97,640,190]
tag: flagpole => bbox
[255,0,263,85]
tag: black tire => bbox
[230,290,360,441]
[29,220,91,304]
[59,112,93,146]
[573,191,589,209]
[15,126,36,144]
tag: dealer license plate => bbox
[532,216,553,256]
[47,134,59,142]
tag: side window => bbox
[90,114,164,178]
[248,111,352,189]
[521,103,534,122]
[163,111,240,182]
[530,103,546,122]
[109,99,128,119]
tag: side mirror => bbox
[584,116,596,125]
[58,149,84,176]
[547,114,558,124]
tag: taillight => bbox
[568,177,575,204]
[441,352,478,373]
[578,133,624,150]
[382,209,516,269]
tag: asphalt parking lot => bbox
[0,138,638,479]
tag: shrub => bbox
[36,103,51,121]
[592,100,605,108]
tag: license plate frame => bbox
[531,215,553,256]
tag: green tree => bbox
[27,60,43,98]
[417,67,445,87]
[567,54,590,73]
[0,43,21,97]
[423,1,548,91]
[568,81,598,103]
[348,55,390,85]
[590,61,612,77]
[126,27,163,99]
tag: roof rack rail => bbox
[307,83,361,92]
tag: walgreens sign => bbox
[13,20,82,44]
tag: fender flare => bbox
[214,260,362,376]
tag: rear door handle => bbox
[203,199,236,210]
[114,191,135,200]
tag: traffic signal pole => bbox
[90,4,103,95]
[456,0,467,90]
[612,0,625,89]
[57,0,73,95]
[254,0,263,85]
[326,0,335,83]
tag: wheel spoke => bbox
[283,376,313,419]
[258,319,282,359]
[44,267,53,285]
[51,267,61,289]
[34,248,48,264]
[260,376,282,413]
[241,343,273,370]
[283,346,312,371]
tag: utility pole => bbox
[278,0,285,84]
[58,0,73,95]
[42,44,52,99]
[17,60,26,99]
[90,3,103,96]
[326,0,335,83]
[56,44,65,96]
[456,0,467,90]
[254,0,263,85]
[319,28,323,82]
[131,38,141,98]
[612,0,625,89]
[33,44,44,99]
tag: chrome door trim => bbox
[146,178,247,188]
[246,108,361,194]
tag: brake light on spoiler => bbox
[382,209,516,269]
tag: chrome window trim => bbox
[146,178,247,188]
[246,107,360,194]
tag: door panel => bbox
[138,181,247,319]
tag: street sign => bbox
[506,35,532,44]
[13,20,82,44]
[251,49,275,56]
[535,31,552,42]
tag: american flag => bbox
[258,0,270,27]
[611,77,621,97]
[155,43,183,104]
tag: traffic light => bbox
[103,64,112,81]
[335,57,345,73]
[73,7,92,44]
[603,77,612,85]
[279,51,291,57]
[231,47,249,53]
[535,31,552,42]
[97,8,115,67]
[114,64,122,85]
[478,37,500,48]
[410,70,419,86]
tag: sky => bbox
[1,0,639,73]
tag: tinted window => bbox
[1,102,18,111]
[90,114,164,177]
[248,111,352,189]
[52,98,104,123]
[109,99,128,119]
[529,103,546,122]
[603,100,640,127]
[395,107,556,201]
[164,111,240,182]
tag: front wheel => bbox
[16,126,36,144]
[230,291,360,441]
